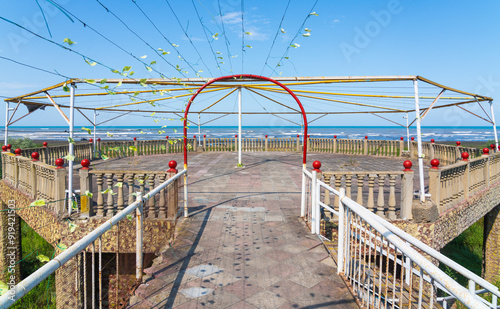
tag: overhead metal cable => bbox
[131,0,201,77]
[164,0,214,77]
[0,55,155,105]
[94,0,183,78]
[217,0,234,72]
[50,0,174,80]
[241,0,245,72]
[268,0,319,77]
[191,0,222,74]
[259,0,291,75]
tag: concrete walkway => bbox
[120,152,406,308]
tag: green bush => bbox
[7,137,42,149]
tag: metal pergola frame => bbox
[3,75,497,203]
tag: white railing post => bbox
[337,187,346,274]
[311,170,317,234]
[316,176,321,234]
[135,192,144,283]
[301,170,306,217]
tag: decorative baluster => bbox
[367,174,376,213]
[356,174,364,205]
[388,174,397,219]
[334,175,342,212]
[158,174,167,218]
[138,174,146,194]
[376,174,385,217]
[96,173,104,216]
[116,173,124,211]
[106,173,114,217]
[148,174,156,217]
[323,174,332,207]
[127,174,135,206]
[345,175,353,199]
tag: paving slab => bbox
[121,152,409,308]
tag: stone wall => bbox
[483,204,500,282]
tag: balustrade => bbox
[322,170,410,219]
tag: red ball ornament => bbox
[411,137,414,141]
[6,144,12,150]
[42,142,48,147]
[483,147,490,155]
[431,139,435,143]
[456,141,461,146]
[461,152,469,161]
[14,148,21,156]
[1,145,7,152]
[81,159,90,169]
[167,160,178,173]
[403,160,413,171]
[55,158,65,169]
[31,152,40,161]
[431,159,440,169]
[400,137,404,140]
[334,135,337,138]
[312,160,321,172]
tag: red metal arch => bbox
[183,74,308,168]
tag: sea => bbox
[1,126,498,142]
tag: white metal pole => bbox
[300,171,306,217]
[490,101,498,151]
[238,87,242,165]
[406,113,410,150]
[4,102,9,145]
[337,187,345,274]
[68,84,76,215]
[93,110,97,157]
[311,170,317,234]
[413,80,426,202]
[198,113,201,146]
[135,192,143,283]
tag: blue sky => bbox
[1,0,500,128]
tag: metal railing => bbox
[0,169,187,308]
[302,168,499,309]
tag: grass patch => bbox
[439,218,484,286]
[10,220,56,308]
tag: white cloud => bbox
[221,11,242,24]
[333,19,340,23]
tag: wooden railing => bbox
[429,152,500,214]
[1,152,66,213]
[322,170,413,220]
[81,169,180,219]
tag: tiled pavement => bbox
[97,152,411,308]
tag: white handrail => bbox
[304,169,491,309]
[319,176,500,300]
[0,169,186,308]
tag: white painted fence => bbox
[302,168,499,309]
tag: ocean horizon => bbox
[2,126,498,142]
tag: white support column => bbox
[198,113,201,146]
[490,101,498,150]
[413,80,426,202]
[238,87,242,166]
[4,101,9,145]
[93,110,97,156]
[406,112,410,150]
[68,83,76,215]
